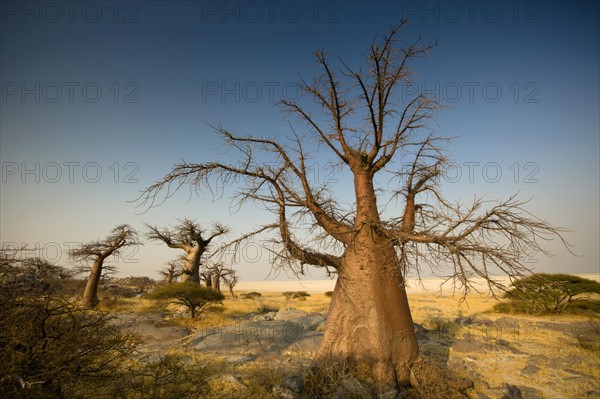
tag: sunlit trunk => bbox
[312,169,420,388]
[181,247,201,283]
[314,232,419,388]
[82,257,104,309]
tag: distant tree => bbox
[0,250,75,294]
[161,259,184,283]
[202,262,236,293]
[117,276,157,293]
[148,282,224,318]
[505,273,600,313]
[240,291,262,300]
[146,219,228,283]
[70,224,140,309]
[222,268,239,297]
[137,23,572,388]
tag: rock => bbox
[476,392,492,399]
[274,308,308,321]
[332,378,373,399]
[275,308,326,331]
[452,338,495,353]
[413,323,430,340]
[220,374,247,390]
[527,354,549,363]
[273,385,301,399]
[283,375,304,393]
[457,377,475,391]
[502,383,545,399]
[495,339,524,354]
[564,368,591,377]
[378,388,399,399]
[495,317,519,329]
[520,364,540,376]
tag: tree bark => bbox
[181,246,201,283]
[313,170,419,388]
[82,257,104,309]
[314,234,419,388]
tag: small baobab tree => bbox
[145,219,228,283]
[203,262,233,292]
[70,224,140,309]
[137,23,571,389]
[161,259,184,283]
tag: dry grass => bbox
[102,289,599,398]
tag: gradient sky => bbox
[1,1,598,282]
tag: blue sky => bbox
[1,1,598,282]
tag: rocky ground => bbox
[111,299,600,399]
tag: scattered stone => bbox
[377,388,399,399]
[413,323,430,340]
[564,368,591,377]
[516,385,545,399]
[283,375,304,393]
[452,338,490,353]
[272,385,301,399]
[476,393,492,399]
[495,339,524,354]
[520,364,540,376]
[502,383,545,399]
[495,317,519,329]
[332,378,373,399]
[527,354,549,363]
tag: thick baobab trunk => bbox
[212,274,221,292]
[314,235,419,388]
[312,170,420,388]
[82,257,104,309]
[181,247,201,283]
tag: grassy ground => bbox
[100,289,599,398]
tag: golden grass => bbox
[103,289,599,399]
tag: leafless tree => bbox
[222,268,238,298]
[137,23,571,388]
[161,259,184,283]
[145,218,228,283]
[69,224,140,309]
[203,262,235,293]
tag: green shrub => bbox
[240,291,262,300]
[293,291,310,300]
[147,282,224,318]
[324,291,333,298]
[283,291,311,300]
[496,274,600,314]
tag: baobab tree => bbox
[202,262,237,296]
[138,23,570,389]
[145,219,228,283]
[161,259,184,283]
[70,224,139,309]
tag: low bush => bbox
[0,292,137,398]
[495,274,600,315]
[240,291,262,300]
[283,291,311,301]
[147,282,224,318]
